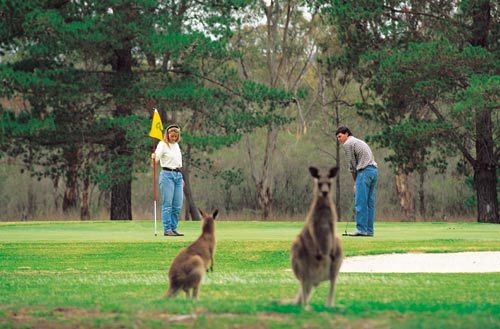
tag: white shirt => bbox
[155,141,182,169]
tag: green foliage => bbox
[183,133,242,152]
[319,1,499,222]
[453,74,500,116]
[148,81,215,102]
[1,0,289,218]
[238,80,295,104]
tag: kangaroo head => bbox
[199,209,218,221]
[309,166,339,197]
[198,209,218,235]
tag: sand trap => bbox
[340,251,500,273]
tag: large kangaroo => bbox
[291,166,343,308]
[165,209,218,299]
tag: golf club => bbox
[342,200,355,236]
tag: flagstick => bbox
[153,142,158,237]
[153,159,157,236]
[149,108,163,237]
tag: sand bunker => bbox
[340,251,500,273]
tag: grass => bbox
[0,220,499,328]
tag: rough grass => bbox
[0,221,499,328]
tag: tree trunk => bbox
[470,0,490,49]
[395,169,415,221]
[26,179,36,220]
[334,100,342,220]
[52,176,60,211]
[62,146,80,212]
[110,179,132,220]
[335,142,341,220]
[418,169,426,220]
[469,1,498,223]
[257,123,279,219]
[474,165,498,223]
[109,121,133,220]
[257,181,273,219]
[109,34,134,220]
[473,106,498,222]
[182,168,201,221]
[178,141,199,221]
[80,175,90,220]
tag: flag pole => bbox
[153,142,157,237]
[149,108,163,237]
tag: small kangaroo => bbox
[290,166,343,308]
[165,209,218,299]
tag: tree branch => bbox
[382,5,464,28]
[427,101,477,167]
[273,0,293,87]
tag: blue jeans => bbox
[159,170,183,233]
[355,165,378,235]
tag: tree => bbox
[231,0,317,219]
[0,0,251,220]
[313,21,360,221]
[321,0,499,223]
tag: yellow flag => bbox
[148,109,163,140]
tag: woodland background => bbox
[0,0,498,223]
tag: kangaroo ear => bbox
[309,166,319,178]
[198,208,205,217]
[329,167,339,178]
[212,209,219,220]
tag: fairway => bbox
[1,221,499,328]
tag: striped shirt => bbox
[343,136,377,173]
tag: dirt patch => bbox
[52,306,118,319]
[3,306,121,329]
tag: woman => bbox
[151,124,184,236]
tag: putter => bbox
[342,200,355,236]
[342,220,349,236]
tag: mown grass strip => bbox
[0,221,499,328]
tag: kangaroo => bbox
[290,166,343,308]
[165,209,218,299]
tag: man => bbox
[336,126,378,237]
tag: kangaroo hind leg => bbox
[326,258,343,307]
[298,281,313,308]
